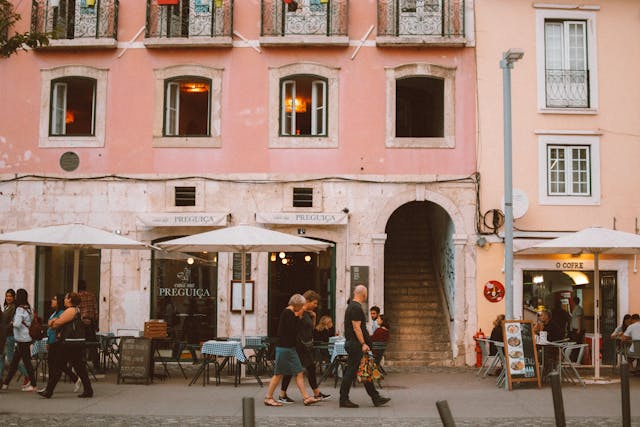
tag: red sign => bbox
[483,280,505,303]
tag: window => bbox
[536,8,598,112]
[292,187,313,207]
[39,66,107,148]
[537,134,600,205]
[164,77,211,137]
[174,186,196,206]
[50,77,96,136]
[386,63,455,148]
[268,63,339,148]
[280,76,327,136]
[547,145,590,195]
[396,76,444,138]
[153,65,222,148]
[544,20,588,108]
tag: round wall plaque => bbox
[59,151,79,172]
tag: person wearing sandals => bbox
[264,294,320,407]
[1,288,37,392]
[38,294,82,394]
[38,292,93,398]
[278,290,331,404]
[339,285,390,408]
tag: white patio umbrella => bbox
[518,227,640,379]
[157,225,332,347]
[0,223,150,290]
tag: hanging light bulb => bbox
[187,257,194,265]
[279,252,286,259]
[270,253,277,262]
[304,255,311,262]
[282,258,288,265]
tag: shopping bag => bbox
[357,352,383,383]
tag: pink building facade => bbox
[0,0,478,365]
[475,0,640,368]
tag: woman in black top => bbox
[263,294,319,407]
[278,290,331,403]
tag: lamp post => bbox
[500,48,524,320]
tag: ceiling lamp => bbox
[563,271,589,286]
[285,97,307,113]
[180,82,209,93]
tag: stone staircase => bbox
[383,207,453,367]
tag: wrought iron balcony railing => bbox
[31,0,119,48]
[545,69,590,108]
[260,0,348,46]
[145,0,233,47]
[377,0,465,45]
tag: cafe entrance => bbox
[267,242,335,336]
[522,269,619,365]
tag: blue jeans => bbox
[1,336,28,380]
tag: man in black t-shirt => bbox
[339,285,390,408]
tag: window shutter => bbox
[52,82,67,135]
[544,22,563,70]
[281,80,296,136]
[166,82,180,136]
[311,80,326,135]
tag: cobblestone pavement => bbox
[2,414,639,426]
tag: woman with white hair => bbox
[263,294,319,407]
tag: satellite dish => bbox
[501,188,529,219]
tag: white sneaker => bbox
[37,387,47,393]
[1,384,8,390]
[21,385,35,392]
[74,378,82,393]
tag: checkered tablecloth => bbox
[229,336,264,348]
[31,338,47,357]
[201,340,247,362]
[330,339,347,362]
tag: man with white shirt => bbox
[622,313,640,369]
[370,306,380,335]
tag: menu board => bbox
[503,320,541,390]
[117,337,152,384]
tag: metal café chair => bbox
[476,338,501,378]
[559,342,587,386]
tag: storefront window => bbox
[151,240,218,344]
[35,247,100,320]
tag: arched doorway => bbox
[384,201,455,366]
[267,241,335,336]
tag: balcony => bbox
[260,0,349,47]
[376,0,466,47]
[145,0,233,48]
[545,69,590,109]
[30,0,119,49]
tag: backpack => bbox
[28,312,46,341]
[59,308,85,342]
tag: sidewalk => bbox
[1,366,639,426]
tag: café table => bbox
[538,339,585,386]
[230,336,270,375]
[318,338,347,387]
[190,340,262,387]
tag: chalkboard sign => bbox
[117,337,152,384]
[503,320,541,390]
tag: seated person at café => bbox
[489,314,505,356]
[313,315,335,343]
[534,309,563,376]
[371,314,390,365]
[622,314,640,371]
[550,300,571,340]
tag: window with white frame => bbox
[537,134,600,205]
[153,65,222,148]
[268,62,339,148]
[39,66,107,148]
[544,20,588,108]
[50,77,96,136]
[547,145,590,195]
[536,8,598,112]
[280,76,327,136]
[386,63,455,148]
[164,77,211,137]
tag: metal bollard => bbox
[436,400,456,427]
[242,397,255,427]
[549,371,566,427]
[621,360,630,427]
